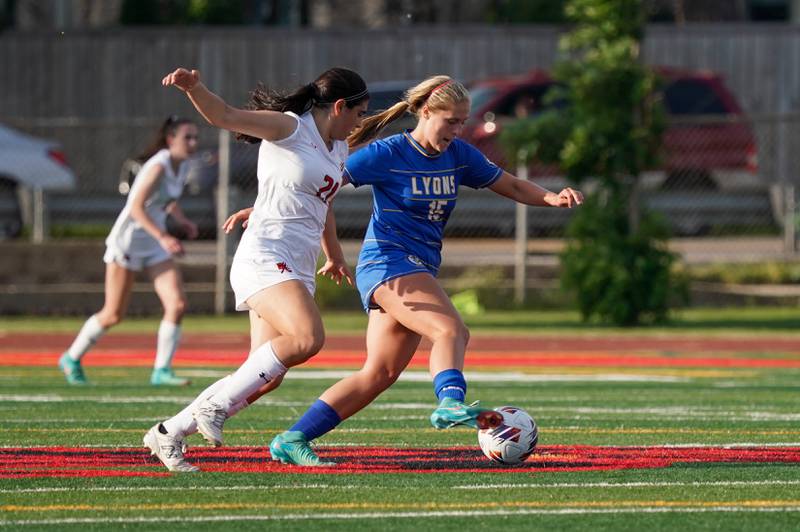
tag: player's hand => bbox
[222,208,254,234]
[162,68,200,92]
[548,187,583,208]
[317,259,354,286]
[158,234,185,256]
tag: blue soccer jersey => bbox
[345,131,502,310]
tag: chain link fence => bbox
[2,113,800,312]
[3,113,799,238]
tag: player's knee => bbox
[365,366,400,390]
[165,297,187,319]
[293,331,325,361]
[100,311,124,328]
[430,321,469,347]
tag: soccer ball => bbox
[477,406,538,465]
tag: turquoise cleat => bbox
[58,352,88,385]
[430,397,503,430]
[150,367,191,386]
[269,431,335,466]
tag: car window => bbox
[367,89,405,114]
[469,86,498,117]
[492,84,562,118]
[663,79,728,115]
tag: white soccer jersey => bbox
[231,111,348,309]
[105,149,187,256]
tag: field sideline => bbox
[1,311,799,530]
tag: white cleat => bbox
[143,424,199,473]
[192,399,227,447]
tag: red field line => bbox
[3,333,800,353]
[3,350,800,369]
[2,445,799,478]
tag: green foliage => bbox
[560,194,686,325]
[501,0,677,326]
[120,0,245,25]
[684,261,800,285]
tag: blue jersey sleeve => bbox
[344,141,392,188]
[457,140,503,189]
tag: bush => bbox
[560,193,687,325]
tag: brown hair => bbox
[236,67,369,143]
[138,115,195,162]
[347,75,470,147]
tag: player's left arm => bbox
[488,171,583,208]
[318,202,354,286]
[165,202,199,239]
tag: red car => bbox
[463,67,759,191]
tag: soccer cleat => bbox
[58,352,88,385]
[143,424,199,473]
[150,367,191,387]
[269,431,335,467]
[192,399,227,447]
[430,397,504,430]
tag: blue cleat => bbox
[269,431,335,466]
[58,352,88,385]
[150,367,191,386]
[430,397,503,430]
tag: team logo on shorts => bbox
[407,255,424,266]
[276,262,293,273]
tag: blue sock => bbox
[433,369,466,402]
[289,399,342,441]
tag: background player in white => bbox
[143,66,369,471]
[59,116,200,387]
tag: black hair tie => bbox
[307,83,319,100]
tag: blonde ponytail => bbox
[347,75,470,148]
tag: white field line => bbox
[2,394,796,421]
[453,480,800,490]
[121,369,692,384]
[3,479,799,496]
[2,507,800,526]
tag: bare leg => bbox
[371,272,469,377]
[95,261,136,328]
[148,259,186,325]
[245,280,325,368]
[319,308,421,420]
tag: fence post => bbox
[514,149,529,305]
[32,187,47,244]
[784,184,796,254]
[215,130,231,315]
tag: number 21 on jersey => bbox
[316,175,339,203]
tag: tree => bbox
[502,0,685,325]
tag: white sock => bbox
[66,315,106,361]
[209,341,287,410]
[154,320,181,370]
[161,375,249,437]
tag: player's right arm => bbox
[162,68,296,141]
[129,164,184,256]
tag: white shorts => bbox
[230,253,316,311]
[103,243,171,272]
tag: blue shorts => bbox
[355,247,439,311]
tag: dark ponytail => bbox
[236,67,369,144]
[138,115,195,162]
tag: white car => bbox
[0,124,76,238]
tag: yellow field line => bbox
[5,499,800,513]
